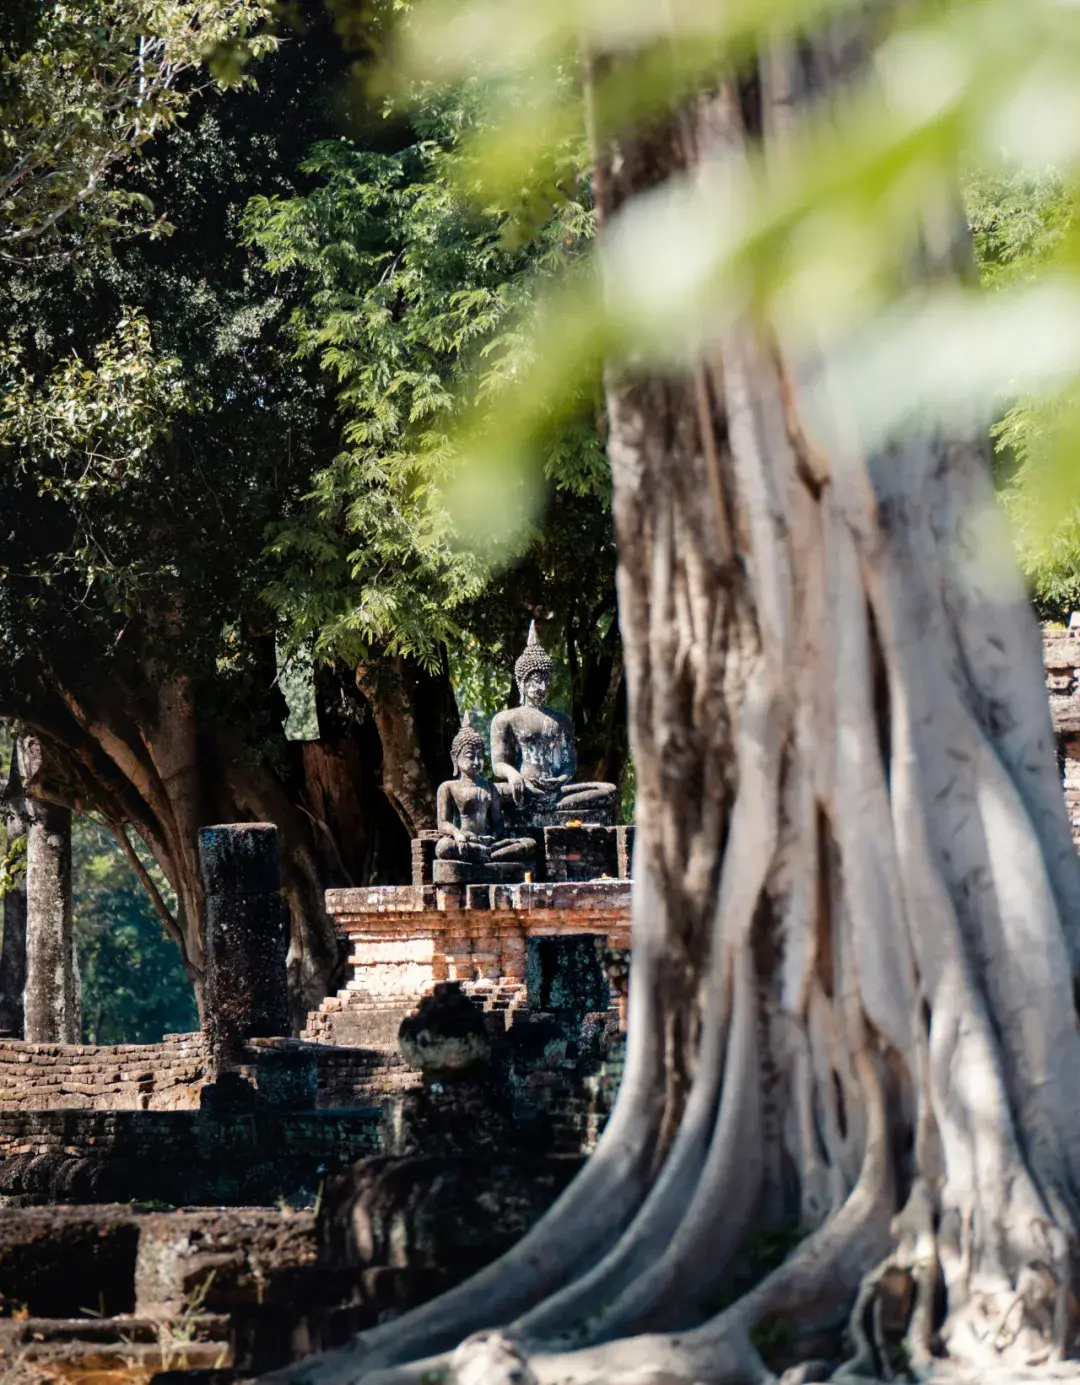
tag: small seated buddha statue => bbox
[490,623,618,827]
[435,717,536,869]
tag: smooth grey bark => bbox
[0,741,27,1036]
[21,735,80,1044]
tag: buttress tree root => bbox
[266,33,1080,1385]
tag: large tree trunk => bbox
[307,661,413,888]
[0,741,28,1036]
[266,37,1080,1385]
[355,653,458,838]
[21,736,80,1044]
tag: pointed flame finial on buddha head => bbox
[514,621,554,706]
[450,710,486,771]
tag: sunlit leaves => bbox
[0,312,194,607]
[0,832,26,901]
[966,166,1080,613]
[0,0,277,262]
[0,313,190,488]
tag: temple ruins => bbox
[0,628,633,1378]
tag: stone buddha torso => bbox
[492,704,576,783]
[441,774,498,836]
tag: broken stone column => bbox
[20,737,80,1044]
[0,742,28,1037]
[199,823,290,1062]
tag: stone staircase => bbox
[302,975,530,1049]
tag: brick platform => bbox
[305,880,631,1046]
[0,1031,426,1114]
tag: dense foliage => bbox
[245,82,609,669]
[0,0,333,764]
[0,4,377,998]
[966,168,1080,618]
[0,0,626,1014]
[0,28,342,724]
[0,2,619,752]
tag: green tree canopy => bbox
[73,815,197,1043]
[244,82,608,669]
[0,3,369,1006]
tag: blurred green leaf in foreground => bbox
[365,0,1080,590]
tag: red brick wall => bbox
[0,1034,207,1111]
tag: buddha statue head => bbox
[450,715,486,778]
[514,622,555,709]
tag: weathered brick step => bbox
[0,1313,230,1346]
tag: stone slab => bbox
[432,860,527,886]
[326,885,428,916]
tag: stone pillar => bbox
[21,738,80,1043]
[199,823,290,1061]
[0,743,28,1037]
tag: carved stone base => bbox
[499,798,617,833]
[432,860,529,886]
[551,803,616,827]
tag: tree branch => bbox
[104,815,202,982]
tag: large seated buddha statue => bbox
[490,624,618,828]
